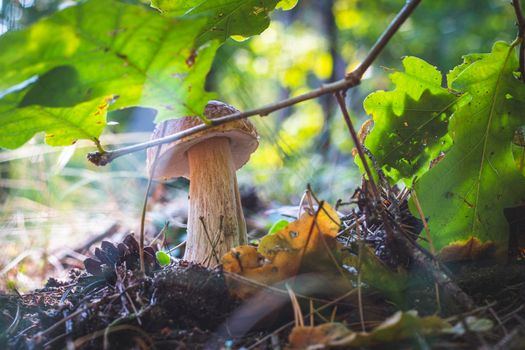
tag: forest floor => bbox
[1,184,525,350]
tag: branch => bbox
[512,0,525,82]
[87,0,422,166]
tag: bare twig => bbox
[512,0,525,82]
[199,216,220,265]
[355,212,366,332]
[411,189,441,312]
[87,0,422,166]
[351,0,421,78]
[138,123,166,273]
[334,92,381,202]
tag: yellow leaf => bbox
[222,202,342,299]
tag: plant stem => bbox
[87,0,422,166]
[138,123,166,273]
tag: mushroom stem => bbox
[185,137,247,265]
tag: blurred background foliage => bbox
[0,0,517,290]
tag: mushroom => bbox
[147,101,259,266]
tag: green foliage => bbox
[155,251,171,266]
[364,41,525,257]
[412,42,525,256]
[151,0,284,44]
[0,96,111,149]
[342,248,407,304]
[267,219,290,235]
[0,0,289,149]
[362,57,458,183]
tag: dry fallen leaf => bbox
[222,202,342,299]
[288,311,452,349]
[222,245,287,299]
[258,201,340,261]
[438,237,496,262]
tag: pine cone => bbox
[84,234,160,283]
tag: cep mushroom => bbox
[147,101,258,266]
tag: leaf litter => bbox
[2,182,525,349]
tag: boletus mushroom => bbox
[147,101,258,266]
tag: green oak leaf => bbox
[0,80,112,148]
[445,53,487,88]
[0,0,289,149]
[0,0,217,148]
[150,0,283,45]
[412,42,525,258]
[362,56,459,183]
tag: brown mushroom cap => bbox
[147,101,259,179]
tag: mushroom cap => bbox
[147,100,259,179]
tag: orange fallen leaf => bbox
[222,202,343,299]
[258,201,341,259]
[222,245,287,299]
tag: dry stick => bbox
[334,91,388,236]
[309,299,314,326]
[87,0,422,167]
[138,123,166,273]
[512,0,525,82]
[335,89,475,311]
[286,284,304,327]
[199,216,220,265]
[411,189,441,312]
[354,212,366,332]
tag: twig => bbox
[351,0,421,78]
[199,216,220,265]
[87,0,422,166]
[411,188,441,312]
[334,92,381,202]
[512,0,525,82]
[167,240,186,254]
[355,212,366,332]
[334,91,396,246]
[399,233,475,310]
[138,123,166,273]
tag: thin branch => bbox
[138,123,166,273]
[411,188,441,312]
[512,0,525,82]
[352,0,421,78]
[334,91,381,201]
[87,0,422,166]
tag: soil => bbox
[2,188,525,349]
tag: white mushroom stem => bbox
[185,137,247,265]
